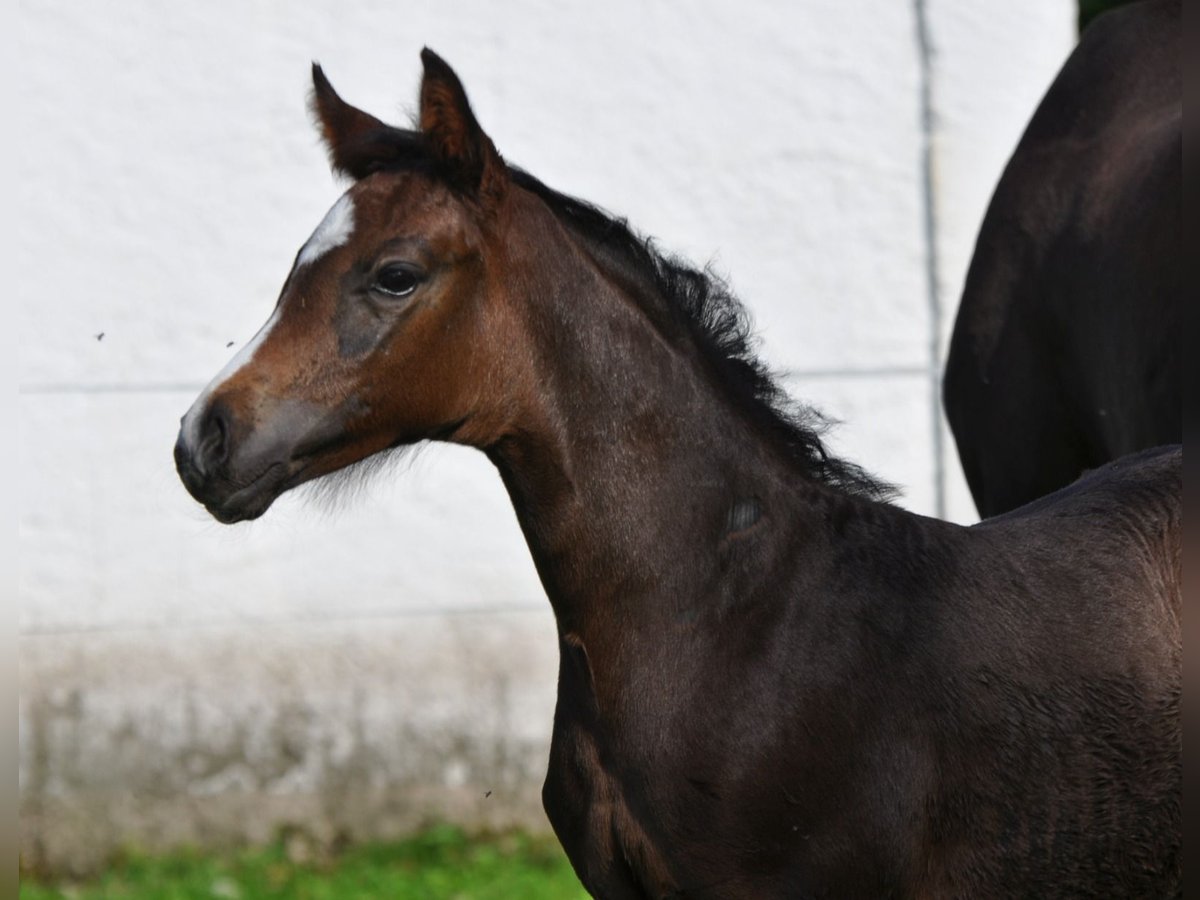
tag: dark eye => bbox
[374,264,421,298]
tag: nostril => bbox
[198,404,231,470]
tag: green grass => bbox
[21,825,589,899]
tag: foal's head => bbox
[177,50,889,523]
[176,51,525,523]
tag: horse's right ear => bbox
[309,64,390,179]
[419,48,506,208]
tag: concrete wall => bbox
[18,0,1075,872]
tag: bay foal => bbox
[177,51,1181,898]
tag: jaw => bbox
[177,424,414,525]
[176,376,473,524]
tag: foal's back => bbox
[673,448,1181,896]
[918,445,1180,895]
[976,443,1181,635]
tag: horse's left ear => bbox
[419,48,506,206]
[310,63,393,179]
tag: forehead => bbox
[297,192,356,268]
[296,172,474,269]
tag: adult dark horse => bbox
[175,52,1181,897]
[944,0,1181,518]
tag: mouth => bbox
[205,463,290,523]
[178,459,295,525]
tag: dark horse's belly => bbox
[943,0,1181,518]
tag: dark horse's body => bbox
[944,0,1181,518]
[175,51,1181,897]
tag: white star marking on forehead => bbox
[297,193,356,268]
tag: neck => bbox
[478,192,837,644]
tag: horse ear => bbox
[419,48,506,206]
[310,64,390,179]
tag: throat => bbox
[489,411,789,633]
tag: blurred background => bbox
[18,0,1130,891]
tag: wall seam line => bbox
[914,0,947,519]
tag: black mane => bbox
[345,125,893,500]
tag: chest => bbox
[538,633,858,899]
[537,624,943,898]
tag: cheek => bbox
[332,294,390,358]
[358,328,467,429]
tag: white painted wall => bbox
[18,0,1075,869]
